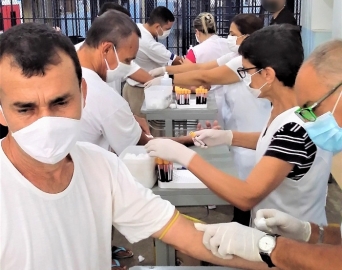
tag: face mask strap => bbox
[332,89,342,114]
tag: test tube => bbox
[176,89,180,105]
[163,160,171,182]
[195,89,199,104]
[187,90,190,105]
[204,89,208,104]
[156,158,165,182]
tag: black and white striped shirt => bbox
[264,122,317,181]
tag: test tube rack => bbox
[174,86,208,109]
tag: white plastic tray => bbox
[158,169,207,189]
[175,98,207,109]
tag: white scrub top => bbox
[252,107,332,226]
[75,41,141,94]
[223,56,272,179]
[80,67,141,155]
[127,23,175,87]
[191,35,232,127]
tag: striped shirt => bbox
[264,122,317,181]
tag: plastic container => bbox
[144,85,172,110]
[119,146,156,188]
[161,72,173,86]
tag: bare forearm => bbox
[272,237,342,270]
[128,69,153,84]
[161,214,271,270]
[187,154,256,210]
[232,131,261,150]
[166,63,203,74]
[308,224,341,245]
[168,135,194,146]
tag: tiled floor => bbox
[113,181,342,269]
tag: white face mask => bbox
[243,69,266,98]
[157,26,171,40]
[105,45,131,83]
[227,35,243,53]
[12,116,81,164]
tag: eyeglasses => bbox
[295,82,342,122]
[237,67,260,79]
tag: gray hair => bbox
[306,39,342,89]
[193,12,216,35]
[84,10,141,49]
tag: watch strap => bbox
[259,234,280,268]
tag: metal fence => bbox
[0,0,301,55]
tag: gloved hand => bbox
[144,76,163,89]
[145,139,196,167]
[149,67,166,77]
[255,209,311,242]
[192,129,233,148]
[196,120,221,131]
[195,222,265,262]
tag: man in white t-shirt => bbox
[77,10,191,155]
[123,6,182,117]
[75,3,153,95]
[0,23,269,270]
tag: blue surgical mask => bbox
[303,90,342,154]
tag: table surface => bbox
[151,146,238,206]
[141,95,218,120]
[131,266,241,270]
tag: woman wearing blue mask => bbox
[144,25,333,232]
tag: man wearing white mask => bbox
[194,40,342,269]
[77,10,191,155]
[124,6,182,117]
[75,3,153,96]
[0,23,274,270]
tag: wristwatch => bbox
[258,234,280,268]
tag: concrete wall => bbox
[301,0,341,58]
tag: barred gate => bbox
[0,0,301,55]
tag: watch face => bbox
[259,235,276,253]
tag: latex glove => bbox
[255,209,311,242]
[192,129,233,148]
[195,222,265,262]
[149,67,166,77]
[145,138,196,167]
[144,76,163,89]
[197,120,221,131]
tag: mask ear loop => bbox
[332,89,342,114]
[104,46,120,70]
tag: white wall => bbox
[301,0,341,57]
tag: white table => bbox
[152,146,238,266]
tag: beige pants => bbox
[122,83,145,118]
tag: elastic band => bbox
[182,214,206,224]
[332,89,342,114]
[159,211,180,240]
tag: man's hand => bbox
[255,209,311,242]
[149,67,166,77]
[145,138,196,167]
[195,222,265,262]
[134,115,151,135]
[144,76,163,89]
[197,120,221,131]
[192,129,233,148]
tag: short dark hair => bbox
[147,6,175,26]
[85,10,141,49]
[231,14,264,35]
[239,24,304,87]
[0,23,82,86]
[98,2,131,17]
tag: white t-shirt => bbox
[127,23,175,86]
[75,41,141,93]
[0,142,174,270]
[80,67,141,155]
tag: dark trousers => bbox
[231,207,251,226]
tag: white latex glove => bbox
[144,76,163,89]
[255,209,311,242]
[149,67,166,77]
[195,222,265,262]
[193,129,233,148]
[145,139,196,167]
